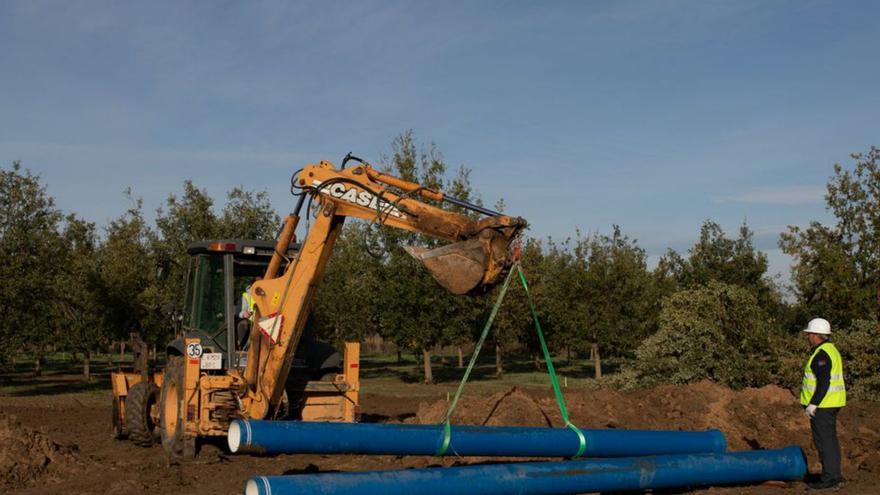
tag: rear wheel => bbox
[126,381,159,446]
[159,356,193,458]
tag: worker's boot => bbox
[808,478,842,491]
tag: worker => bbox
[237,276,262,348]
[800,317,846,491]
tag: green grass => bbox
[0,351,154,397]
[358,351,622,397]
[0,350,623,399]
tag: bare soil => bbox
[2,379,879,494]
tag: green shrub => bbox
[836,319,880,401]
[630,281,787,389]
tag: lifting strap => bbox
[437,263,586,458]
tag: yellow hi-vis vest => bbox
[800,342,846,408]
[243,290,255,321]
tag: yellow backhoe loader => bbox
[110,154,527,457]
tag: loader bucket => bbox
[405,238,487,295]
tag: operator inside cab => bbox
[237,276,262,348]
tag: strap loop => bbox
[437,266,516,456]
[517,265,586,457]
[436,263,586,458]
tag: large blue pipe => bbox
[244,446,806,495]
[228,420,726,458]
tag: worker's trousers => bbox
[810,407,842,482]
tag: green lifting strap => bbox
[437,264,516,456]
[516,264,586,458]
[436,264,586,458]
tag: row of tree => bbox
[1,136,877,398]
[0,162,279,377]
[312,140,879,399]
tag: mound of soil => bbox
[0,413,79,489]
[414,380,880,475]
[415,387,552,427]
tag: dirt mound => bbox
[564,380,880,474]
[561,380,806,451]
[415,387,552,426]
[0,412,79,489]
[413,380,880,475]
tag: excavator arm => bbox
[239,159,526,419]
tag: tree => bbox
[96,198,160,349]
[54,214,103,379]
[220,187,280,240]
[780,147,880,327]
[373,131,483,383]
[577,227,656,357]
[490,237,544,376]
[311,222,383,344]
[0,161,65,373]
[146,181,221,347]
[662,220,784,321]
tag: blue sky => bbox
[2,1,878,285]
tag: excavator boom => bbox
[241,159,526,418]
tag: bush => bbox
[836,319,880,401]
[630,281,787,389]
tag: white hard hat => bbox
[802,318,832,335]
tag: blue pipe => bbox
[244,446,806,495]
[229,420,726,458]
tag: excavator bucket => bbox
[406,228,518,295]
[406,239,487,295]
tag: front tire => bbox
[159,356,192,458]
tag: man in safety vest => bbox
[800,317,846,491]
[236,277,262,348]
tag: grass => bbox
[358,351,622,397]
[0,350,624,399]
[0,352,131,396]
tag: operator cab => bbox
[179,239,340,381]
[182,239,297,370]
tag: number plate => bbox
[200,353,223,370]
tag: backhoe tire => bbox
[158,356,194,458]
[125,381,159,446]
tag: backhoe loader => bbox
[110,155,527,457]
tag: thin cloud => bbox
[714,185,825,205]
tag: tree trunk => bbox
[34,355,42,377]
[131,333,148,380]
[495,343,503,377]
[438,345,448,366]
[422,348,434,384]
[119,340,126,365]
[566,346,572,365]
[396,349,402,364]
[457,346,464,368]
[83,350,91,381]
[592,342,602,380]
